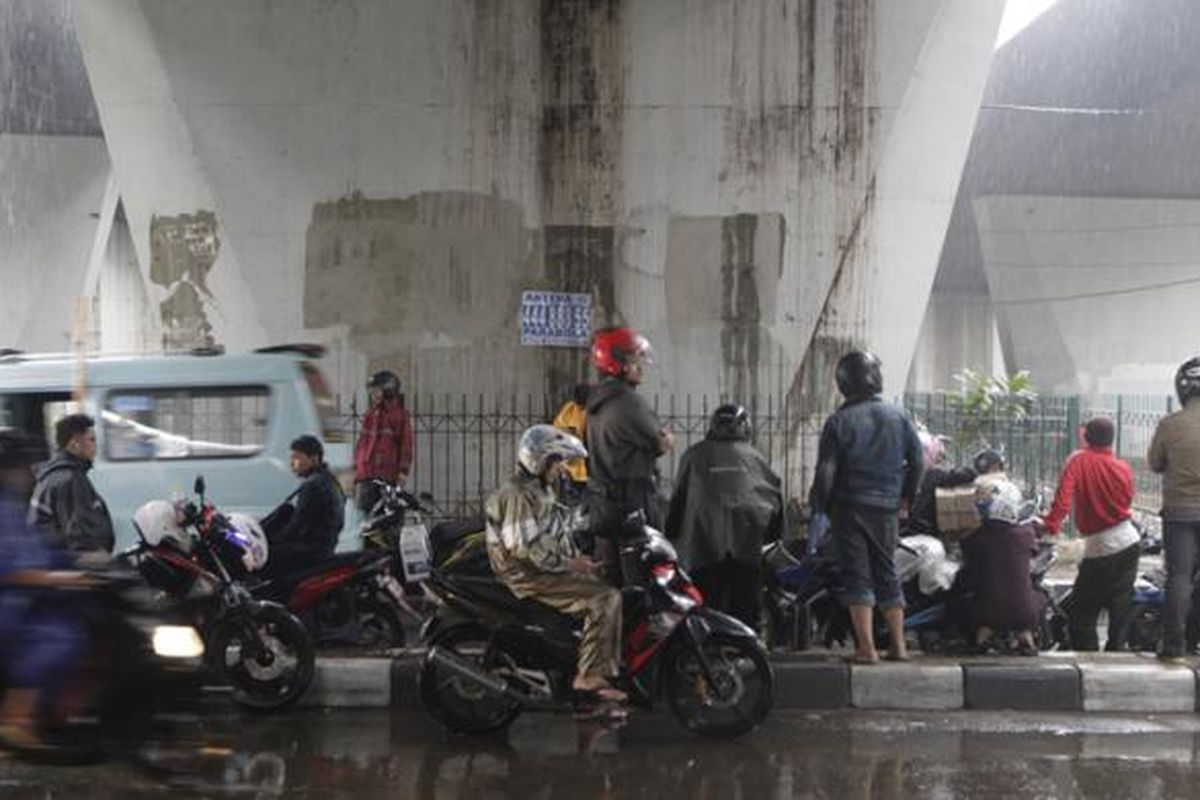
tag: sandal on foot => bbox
[844,653,879,665]
[884,652,911,662]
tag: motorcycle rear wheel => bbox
[209,604,315,711]
[420,624,524,735]
[664,633,773,739]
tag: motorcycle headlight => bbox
[152,625,206,659]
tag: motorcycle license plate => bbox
[398,524,432,582]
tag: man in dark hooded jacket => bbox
[30,414,115,555]
[666,405,782,627]
[585,327,674,584]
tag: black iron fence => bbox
[339,392,1176,519]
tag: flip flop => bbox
[884,652,911,662]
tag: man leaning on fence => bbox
[808,351,923,665]
[1041,416,1139,652]
[1148,358,1200,662]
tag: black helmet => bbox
[367,370,401,397]
[834,351,883,400]
[709,404,751,441]
[1176,358,1200,407]
[972,448,1006,476]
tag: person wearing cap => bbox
[1043,416,1139,651]
[263,435,345,577]
[354,369,414,515]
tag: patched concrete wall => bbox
[61,0,1003,492]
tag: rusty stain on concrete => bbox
[833,0,870,173]
[150,210,219,349]
[539,0,625,224]
[542,225,616,399]
[665,213,783,401]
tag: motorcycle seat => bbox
[442,574,574,630]
[255,550,386,587]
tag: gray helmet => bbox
[517,424,587,477]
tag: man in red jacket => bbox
[354,370,414,515]
[1042,416,1139,651]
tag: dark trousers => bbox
[588,479,661,587]
[1067,543,1139,651]
[1163,520,1200,653]
[692,557,762,629]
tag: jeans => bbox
[831,505,905,610]
[1067,543,1139,651]
[1163,520,1200,654]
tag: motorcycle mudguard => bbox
[682,606,761,641]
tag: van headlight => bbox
[152,625,206,659]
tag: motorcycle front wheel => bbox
[208,604,316,711]
[664,633,773,739]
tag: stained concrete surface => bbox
[4,710,1200,798]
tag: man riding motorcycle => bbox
[484,425,625,708]
[261,435,344,578]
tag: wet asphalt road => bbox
[4,709,1200,798]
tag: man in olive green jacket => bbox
[1148,357,1200,660]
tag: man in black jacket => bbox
[262,435,345,577]
[809,351,923,664]
[586,327,674,584]
[30,414,115,555]
[666,404,782,627]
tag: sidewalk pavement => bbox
[299,649,1200,713]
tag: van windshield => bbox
[301,362,346,443]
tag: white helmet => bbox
[226,513,270,573]
[134,500,190,553]
[975,476,1025,524]
[517,424,587,477]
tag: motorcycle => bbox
[0,565,205,761]
[418,513,774,739]
[122,477,315,710]
[243,494,412,652]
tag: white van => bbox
[0,345,352,551]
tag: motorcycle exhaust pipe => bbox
[428,645,532,706]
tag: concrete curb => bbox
[302,651,1200,713]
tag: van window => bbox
[301,362,346,443]
[0,392,76,455]
[103,386,271,461]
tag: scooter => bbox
[418,513,774,739]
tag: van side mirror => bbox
[194,476,206,497]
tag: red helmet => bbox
[591,327,652,378]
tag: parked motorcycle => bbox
[418,513,774,739]
[123,477,315,710]
[0,565,205,761]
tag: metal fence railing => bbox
[339,392,1176,520]
[904,392,1174,515]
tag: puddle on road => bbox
[2,711,1200,798]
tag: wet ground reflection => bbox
[3,710,1200,798]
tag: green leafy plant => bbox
[948,369,1038,449]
